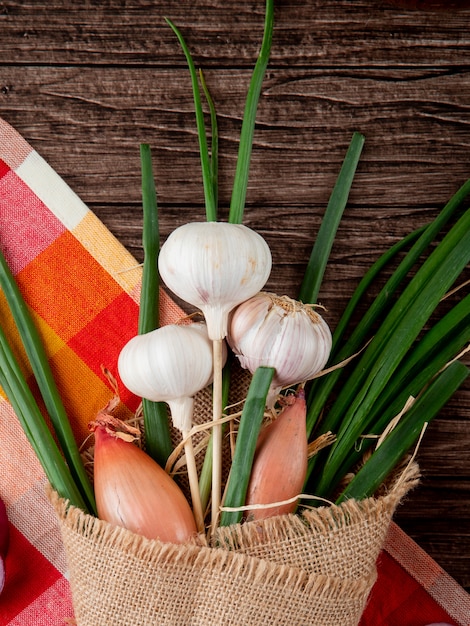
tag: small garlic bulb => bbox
[227,292,332,407]
[117,323,214,432]
[158,222,272,340]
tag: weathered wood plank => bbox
[411,419,470,478]
[92,200,469,308]
[397,479,470,518]
[1,0,470,67]
[1,66,469,208]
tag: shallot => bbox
[245,387,308,520]
[90,406,197,544]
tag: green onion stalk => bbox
[303,183,470,503]
[0,249,96,514]
[220,366,275,527]
[138,144,173,467]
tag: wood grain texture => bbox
[1,0,469,592]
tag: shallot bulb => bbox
[228,292,332,407]
[245,388,308,520]
[90,414,197,544]
[158,222,272,340]
[0,496,9,594]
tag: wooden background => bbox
[1,0,469,592]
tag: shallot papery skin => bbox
[245,388,308,520]
[92,424,197,544]
[0,496,9,593]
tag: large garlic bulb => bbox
[158,222,272,340]
[227,292,332,407]
[118,323,214,432]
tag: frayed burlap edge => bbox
[48,489,376,599]
[49,491,376,626]
[48,461,419,626]
[214,460,420,579]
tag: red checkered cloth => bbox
[0,116,469,625]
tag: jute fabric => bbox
[49,462,419,626]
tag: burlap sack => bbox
[49,461,419,626]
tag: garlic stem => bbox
[163,398,205,534]
[182,429,205,535]
[198,360,232,516]
[211,338,224,535]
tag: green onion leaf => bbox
[313,207,470,499]
[305,224,426,437]
[0,323,90,511]
[0,248,96,514]
[199,69,219,210]
[228,0,274,224]
[336,360,469,503]
[220,366,274,527]
[327,298,470,486]
[307,178,470,443]
[165,18,217,222]
[364,293,470,436]
[298,131,365,305]
[139,144,173,466]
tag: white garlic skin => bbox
[227,292,332,406]
[158,222,272,340]
[117,323,214,431]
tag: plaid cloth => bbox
[0,116,469,625]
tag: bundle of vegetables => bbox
[0,0,469,551]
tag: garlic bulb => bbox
[158,222,272,340]
[227,292,332,407]
[158,222,271,532]
[118,322,218,534]
[118,322,214,432]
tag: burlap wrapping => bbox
[49,460,419,626]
